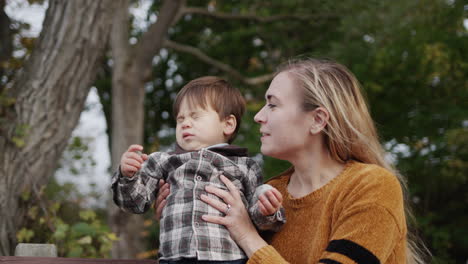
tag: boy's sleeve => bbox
[111,152,168,214]
[243,160,286,231]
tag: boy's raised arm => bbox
[112,145,167,214]
[120,144,148,178]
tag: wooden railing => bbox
[0,244,158,264]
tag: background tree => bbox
[0,0,117,255]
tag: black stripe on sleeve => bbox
[326,239,380,264]
[319,258,342,264]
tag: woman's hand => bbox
[154,179,170,221]
[200,175,268,257]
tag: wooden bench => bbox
[0,244,157,264]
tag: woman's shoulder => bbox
[345,161,401,190]
[339,161,405,216]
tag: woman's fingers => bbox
[219,175,241,200]
[205,184,234,206]
[201,214,226,225]
[158,180,170,197]
[156,181,170,205]
[200,177,263,253]
[154,199,167,220]
[154,180,170,220]
[200,194,230,214]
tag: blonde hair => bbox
[278,58,428,264]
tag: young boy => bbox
[112,76,285,264]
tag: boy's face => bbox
[175,98,229,151]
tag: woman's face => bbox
[254,72,314,160]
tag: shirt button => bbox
[195,222,200,228]
[196,176,202,181]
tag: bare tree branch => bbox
[181,6,335,23]
[163,39,274,86]
[135,0,185,74]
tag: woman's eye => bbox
[267,104,277,109]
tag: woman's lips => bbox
[260,131,270,138]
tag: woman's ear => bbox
[223,114,237,138]
[310,107,329,135]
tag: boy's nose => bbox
[182,120,192,128]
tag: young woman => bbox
[158,58,425,263]
[157,59,423,264]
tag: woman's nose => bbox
[254,107,266,124]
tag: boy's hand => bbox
[120,144,149,177]
[258,188,283,216]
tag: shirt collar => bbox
[172,143,248,157]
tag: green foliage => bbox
[16,128,114,257]
[11,124,29,148]
[17,178,118,258]
[16,227,34,243]
[58,136,97,176]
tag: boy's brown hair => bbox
[173,76,246,143]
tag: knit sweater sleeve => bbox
[248,245,290,264]
[318,203,404,264]
[318,171,406,264]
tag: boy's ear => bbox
[223,114,237,137]
[309,107,329,135]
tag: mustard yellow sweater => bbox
[248,161,407,264]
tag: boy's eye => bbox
[176,117,184,123]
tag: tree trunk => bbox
[0,0,116,256]
[108,0,184,258]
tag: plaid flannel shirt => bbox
[112,144,285,261]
